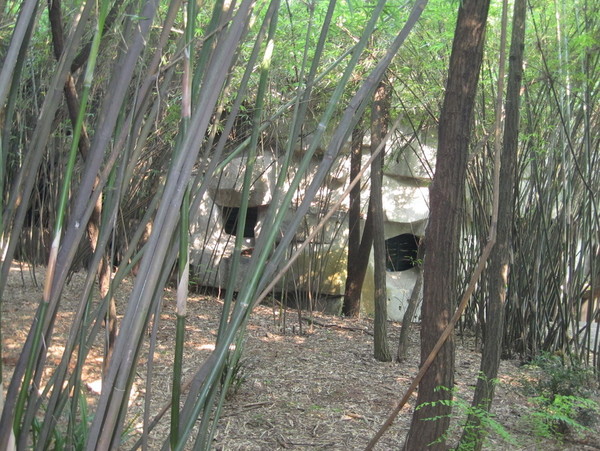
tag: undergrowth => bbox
[416,353,600,449]
[416,384,519,450]
[521,352,599,443]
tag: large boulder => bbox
[209,153,276,207]
[360,263,422,322]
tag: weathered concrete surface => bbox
[190,129,436,319]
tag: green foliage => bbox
[525,352,597,398]
[525,394,599,441]
[31,389,92,451]
[416,385,519,450]
[220,344,247,400]
[522,352,599,441]
[408,255,423,267]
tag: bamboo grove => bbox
[0,0,598,448]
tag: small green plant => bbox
[415,385,518,450]
[525,394,599,441]
[407,255,423,267]
[220,344,247,400]
[525,352,596,398]
[522,351,599,441]
[30,389,93,451]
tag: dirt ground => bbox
[2,262,600,450]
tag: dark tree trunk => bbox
[343,125,367,317]
[460,0,526,448]
[371,80,391,362]
[403,0,491,448]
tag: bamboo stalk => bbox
[170,1,196,445]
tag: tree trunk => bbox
[403,0,491,448]
[460,0,525,448]
[397,240,425,362]
[371,80,391,362]
[343,125,367,317]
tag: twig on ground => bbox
[301,316,374,336]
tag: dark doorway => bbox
[220,206,258,238]
[385,233,420,271]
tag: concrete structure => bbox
[189,129,436,320]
